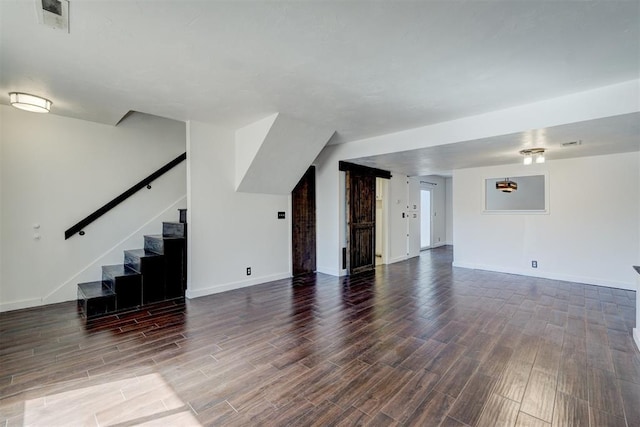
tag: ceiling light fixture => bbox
[520,148,545,165]
[9,92,52,113]
[496,178,517,193]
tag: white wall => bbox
[0,106,186,311]
[186,120,291,298]
[407,177,420,257]
[235,113,333,195]
[375,177,386,259]
[388,173,410,264]
[314,81,638,275]
[0,108,3,302]
[636,150,640,350]
[453,152,640,290]
[445,177,453,245]
[408,177,420,211]
[235,113,277,189]
[314,145,342,275]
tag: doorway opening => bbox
[375,178,388,266]
[420,189,431,250]
[292,166,316,276]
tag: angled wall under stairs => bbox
[77,209,187,318]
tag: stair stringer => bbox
[41,195,186,306]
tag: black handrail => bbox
[65,152,186,240]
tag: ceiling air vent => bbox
[561,140,582,147]
[35,0,69,33]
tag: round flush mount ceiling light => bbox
[9,92,52,113]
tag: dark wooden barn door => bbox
[340,162,391,276]
[292,166,316,276]
[346,171,376,274]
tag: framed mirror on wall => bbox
[484,173,549,213]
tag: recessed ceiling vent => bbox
[35,0,69,33]
[561,140,582,147]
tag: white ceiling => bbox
[1,1,639,172]
[348,113,640,177]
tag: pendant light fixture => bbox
[9,92,52,113]
[496,178,517,193]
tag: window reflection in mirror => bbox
[485,174,546,212]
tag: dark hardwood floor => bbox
[1,246,638,426]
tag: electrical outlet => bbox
[246,267,251,276]
[532,261,538,268]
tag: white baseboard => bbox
[186,272,291,299]
[388,255,408,264]
[319,250,445,274]
[634,329,640,353]
[451,262,635,291]
[0,298,43,313]
[316,265,341,276]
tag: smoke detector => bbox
[35,0,69,33]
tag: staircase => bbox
[77,209,187,319]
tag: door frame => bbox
[375,177,389,265]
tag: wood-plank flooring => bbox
[1,246,638,426]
